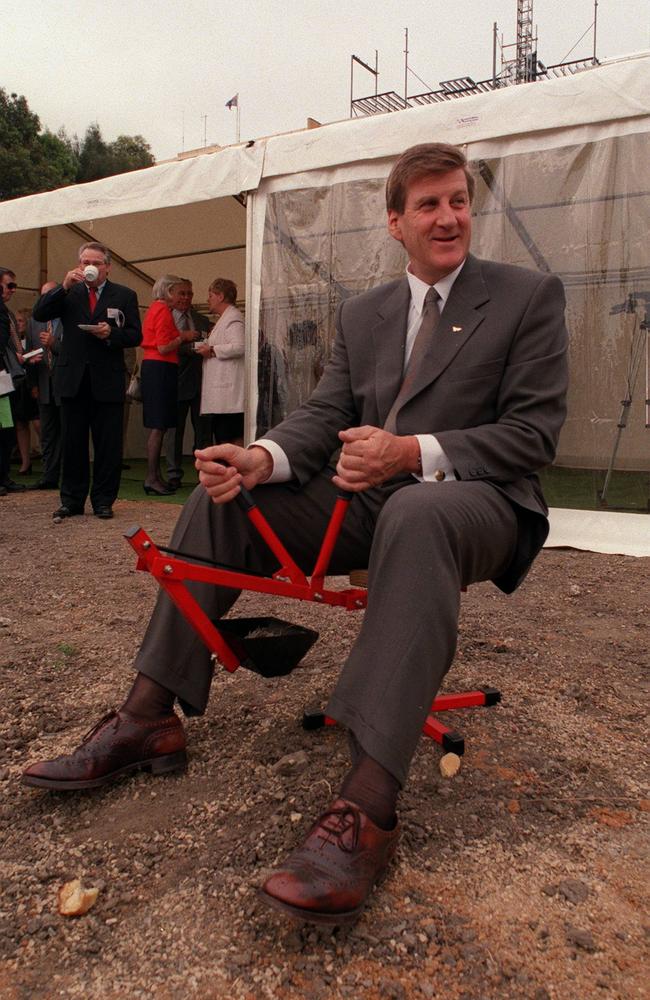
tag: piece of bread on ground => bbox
[57,878,99,917]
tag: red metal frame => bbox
[125,487,500,751]
[124,491,367,674]
[303,688,501,757]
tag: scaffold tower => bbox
[515,0,535,82]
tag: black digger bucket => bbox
[212,617,319,677]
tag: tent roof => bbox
[0,142,264,235]
[260,53,650,180]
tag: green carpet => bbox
[13,458,194,505]
[119,459,196,504]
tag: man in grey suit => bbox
[26,282,63,490]
[164,278,211,490]
[24,144,568,926]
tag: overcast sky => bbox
[4,0,649,161]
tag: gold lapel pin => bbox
[452,325,463,333]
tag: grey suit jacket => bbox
[266,254,569,593]
[26,317,62,405]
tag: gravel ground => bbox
[0,490,648,999]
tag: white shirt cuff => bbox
[414,434,456,482]
[252,435,455,485]
[251,438,292,482]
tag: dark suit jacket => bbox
[0,300,9,357]
[175,307,212,401]
[266,254,569,593]
[33,280,142,402]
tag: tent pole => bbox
[39,228,48,286]
[244,189,257,446]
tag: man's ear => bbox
[387,210,403,244]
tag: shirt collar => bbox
[85,280,107,295]
[406,259,466,314]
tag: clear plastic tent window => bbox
[257,133,650,514]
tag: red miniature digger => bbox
[125,484,500,757]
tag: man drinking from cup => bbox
[33,242,142,520]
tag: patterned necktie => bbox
[88,287,97,314]
[46,322,54,371]
[384,286,441,433]
[177,312,189,331]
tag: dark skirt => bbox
[141,359,178,430]
[10,380,39,423]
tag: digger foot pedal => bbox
[442,731,465,755]
[302,709,336,731]
[478,686,501,706]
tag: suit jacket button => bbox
[434,469,445,482]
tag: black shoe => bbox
[28,480,59,491]
[143,483,173,496]
[167,478,182,491]
[0,486,7,497]
[53,505,83,519]
[94,506,114,519]
[3,480,26,493]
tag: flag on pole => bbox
[225,94,238,109]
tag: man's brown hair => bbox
[209,278,237,304]
[385,143,475,214]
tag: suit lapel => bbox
[395,255,490,414]
[371,278,411,425]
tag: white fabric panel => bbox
[546,507,650,556]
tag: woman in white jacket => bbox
[195,278,245,445]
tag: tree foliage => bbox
[0,88,155,201]
[74,123,154,183]
[0,89,77,199]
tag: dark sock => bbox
[122,673,176,720]
[340,747,400,831]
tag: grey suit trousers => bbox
[134,475,517,786]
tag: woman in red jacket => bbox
[140,275,194,495]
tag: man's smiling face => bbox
[387,168,472,284]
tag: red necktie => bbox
[88,287,97,314]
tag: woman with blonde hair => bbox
[140,275,194,495]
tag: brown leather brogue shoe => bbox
[21,710,187,791]
[259,798,399,925]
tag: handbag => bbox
[126,365,142,402]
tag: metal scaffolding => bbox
[350,0,599,118]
